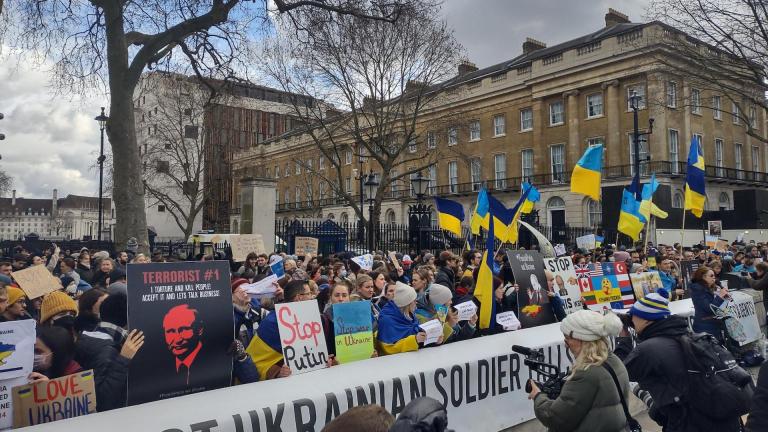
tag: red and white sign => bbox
[276,300,329,375]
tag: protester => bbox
[411,268,431,294]
[415,283,476,344]
[747,361,768,431]
[376,282,430,354]
[236,253,260,280]
[231,278,261,345]
[389,397,451,432]
[689,266,729,340]
[434,251,457,291]
[31,326,82,382]
[40,290,79,328]
[92,257,115,288]
[76,251,95,283]
[74,288,108,333]
[1,286,29,321]
[321,404,395,432]
[748,261,768,292]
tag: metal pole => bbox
[368,202,374,252]
[97,125,105,244]
[633,103,640,184]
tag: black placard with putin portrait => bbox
[126,261,233,406]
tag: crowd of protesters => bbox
[1,236,768,431]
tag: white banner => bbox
[725,291,761,346]
[543,257,583,315]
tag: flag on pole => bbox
[570,144,603,201]
[684,135,706,218]
[639,173,669,220]
[470,188,490,235]
[488,194,514,242]
[434,197,464,235]
[474,205,496,329]
[520,182,540,214]
[506,184,533,244]
[618,179,646,242]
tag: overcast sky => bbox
[0,0,650,199]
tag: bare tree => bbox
[648,0,768,143]
[0,170,11,196]
[1,0,405,251]
[262,0,463,233]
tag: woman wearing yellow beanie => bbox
[40,291,78,326]
[1,287,28,321]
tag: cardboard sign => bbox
[388,251,402,271]
[12,370,96,428]
[294,237,319,256]
[708,220,723,237]
[507,251,556,328]
[418,319,443,345]
[453,301,477,321]
[332,301,374,364]
[11,266,61,299]
[544,257,583,315]
[229,234,265,262]
[0,376,27,429]
[0,320,35,381]
[629,271,665,300]
[705,235,718,248]
[351,254,373,271]
[553,244,567,257]
[575,234,596,251]
[126,261,234,406]
[581,262,635,311]
[276,300,329,375]
[495,311,521,331]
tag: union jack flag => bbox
[575,263,592,279]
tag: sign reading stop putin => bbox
[275,300,329,375]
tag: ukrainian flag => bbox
[488,194,514,242]
[470,188,490,235]
[520,182,540,214]
[434,197,465,235]
[245,312,283,381]
[618,188,646,242]
[474,205,496,329]
[570,144,603,201]
[506,184,533,244]
[640,173,669,220]
[684,136,706,218]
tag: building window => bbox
[587,93,603,118]
[719,193,731,210]
[493,115,506,136]
[732,102,740,124]
[156,160,170,174]
[275,165,280,178]
[520,108,533,131]
[750,106,757,128]
[672,192,683,208]
[550,144,565,183]
[385,209,396,224]
[345,149,352,165]
[306,159,313,171]
[295,186,301,204]
[184,125,198,139]
[340,213,349,224]
[447,127,458,146]
[319,156,325,170]
[521,149,534,182]
[358,146,367,162]
[626,85,646,110]
[587,137,606,167]
[666,81,677,107]
[752,146,760,173]
[549,101,564,125]
[470,158,482,191]
[691,88,701,114]
[408,138,417,153]
[587,199,602,227]
[494,154,507,189]
[275,189,280,205]
[715,138,724,176]
[295,162,301,175]
[390,170,399,197]
[629,133,649,176]
[713,96,722,120]
[469,120,481,141]
[735,143,743,178]
[427,165,437,192]
[157,205,166,212]
[448,161,458,193]
[284,189,291,204]
[427,132,436,149]
[285,163,290,177]
[669,129,680,173]
[318,182,327,200]
[345,177,352,194]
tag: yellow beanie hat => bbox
[6,287,25,306]
[40,291,78,324]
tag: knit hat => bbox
[628,288,671,321]
[423,253,434,263]
[393,282,417,307]
[40,291,78,324]
[428,284,452,306]
[560,310,623,342]
[6,287,25,305]
[613,251,630,263]
[231,278,249,293]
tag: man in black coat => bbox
[433,251,457,291]
[747,361,768,431]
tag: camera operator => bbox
[529,310,629,431]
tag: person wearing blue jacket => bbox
[689,266,729,341]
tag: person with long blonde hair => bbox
[530,310,630,431]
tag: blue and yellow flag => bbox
[434,197,465,235]
[520,182,540,214]
[474,205,496,329]
[488,194,514,242]
[640,173,669,220]
[506,184,533,244]
[684,136,706,218]
[570,144,603,201]
[618,187,646,242]
[470,188,490,235]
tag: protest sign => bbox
[495,311,521,331]
[351,254,373,271]
[708,220,723,237]
[553,244,567,257]
[0,320,35,380]
[0,376,27,429]
[725,291,761,346]
[126,261,234,406]
[705,235,718,248]
[294,237,319,256]
[229,234,265,262]
[332,301,374,364]
[276,300,329,375]
[242,275,278,298]
[647,256,657,268]
[507,251,556,328]
[680,260,700,292]
[544,257,583,315]
[575,234,596,251]
[716,239,728,251]
[388,251,402,271]
[582,262,635,311]
[629,271,665,300]
[453,301,477,321]
[12,370,96,428]
[419,319,443,345]
[270,258,286,279]
[11,266,61,299]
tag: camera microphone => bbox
[512,345,536,356]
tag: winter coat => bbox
[433,266,455,291]
[75,326,130,411]
[76,263,95,284]
[624,316,741,432]
[533,353,629,432]
[689,281,726,339]
[748,273,768,292]
[233,298,261,346]
[746,361,768,432]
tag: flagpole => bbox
[679,210,687,258]
[643,215,652,253]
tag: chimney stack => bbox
[457,60,478,76]
[605,8,630,27]
[523,37,547,55]
[11,190,15,206]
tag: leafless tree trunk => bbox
[2,0,406,252]
[262,0,463,233]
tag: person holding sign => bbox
[376,283,433,355]
[414,284,477,345]
[32,326,83,382]
[690,266,730,341]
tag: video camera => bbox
[512,345,568,400]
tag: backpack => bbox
[677,332,755,420]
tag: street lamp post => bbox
[410,172,431,252]
[363,172,379,252]
[94,107,109,245]
[628,90,654,183]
